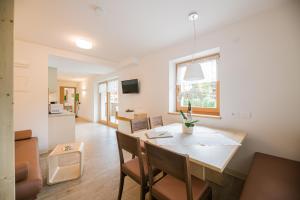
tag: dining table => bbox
[130,123,247,185]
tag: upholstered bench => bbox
[240,152,300,200]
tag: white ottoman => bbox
[47,142,84,185]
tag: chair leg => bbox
[140,186,147,200]
[151,194,158,200]
[117,172,125,200]
[208,187,213,200]
[203,187,212,200]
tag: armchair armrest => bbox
[15,162,29,183]
[15,130,32,141]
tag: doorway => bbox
[99,79,118,127]
[60,86,77,113]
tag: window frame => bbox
[175,53,220,116]
[98,79,119,128]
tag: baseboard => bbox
[39,149,50,155]
[76,116,92,122]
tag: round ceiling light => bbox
[75,38,93,49]
[188,12,199,21]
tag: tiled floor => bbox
[37,120,244,200]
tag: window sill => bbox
[168,112,222,119]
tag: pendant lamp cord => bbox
[192,18,197,63]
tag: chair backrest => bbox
[130,118,149,133]
[115,131,146,183]
[116,131,142,161]
[149,116,163,129]
[145,142,193,200]
[15,130,32,141]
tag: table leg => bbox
[190,161,206,180]
[190,161,225,185]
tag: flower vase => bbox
[182,124,194,134]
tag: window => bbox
[176,53,220,116]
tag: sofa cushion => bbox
[15,162,29,183]
[240,152,300,200]
[15,137,42,200]
[15,130,32,141]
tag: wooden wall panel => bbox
[0,0,15,199]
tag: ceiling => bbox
[16,0,287,63]
[48,55,113,81]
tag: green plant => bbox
[75,93,80,118]
[180,101,198,128]
[75,93,80,102]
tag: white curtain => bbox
[108,80,118,93]
[99,83,107,93]
[99,80,118,93]
[177,64,187,85]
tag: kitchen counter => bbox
[48,111,75,118]
[48,110,75,150]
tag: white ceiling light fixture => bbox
[75,38,93,49]
[184,12,204,81]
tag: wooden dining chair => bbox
[149,116,164,129]
[130,118,149,133]
[129,118,149,153]
[116,131,160,200]
[144,142,212,200]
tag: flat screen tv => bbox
[121,79,139,94]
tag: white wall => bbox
[78,77,96,121]
[14,41,49,152]
[58,80,79,88]
[95,1,300,174]
[14,40,114,152]
[48,67,57,93]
